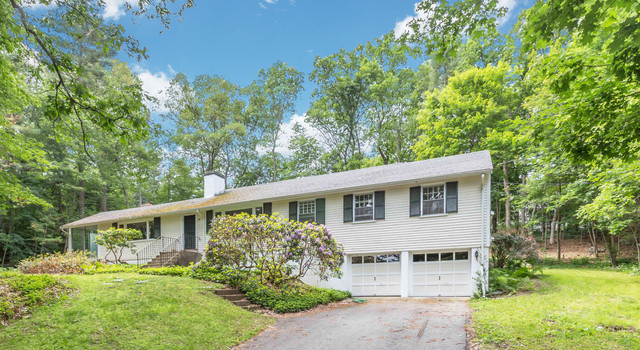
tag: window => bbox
[354,193,374,221]
[298,200,316,222]
[126,222,149,239]
[71,226,98,254]
[422,185,445,215]
[225,208,252,216]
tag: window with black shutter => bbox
[205,210,213,234]
[410,186,421,217]
[289,201,298,221]
[343,195,353,222]
[315,198,325,225]
[374,191,385,220]
[446,181,458,213]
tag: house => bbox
[62,151,492,297]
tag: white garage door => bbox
[410,251,471,297]
[350,253,401,296]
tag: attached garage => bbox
[410,251,471,297]
[350,253,401,296]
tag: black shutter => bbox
[206,210,213,233]
[215,211,222,217]
[289,201,298,221]
[263,202,272,215]
[374,191,385,220]
[111,222,117,228]
[446,181,458,213]
[153,217,161,237]
[315,198,326,225]
[410,186,421,217]
[343,194,353,223]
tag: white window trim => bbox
[297,199,316,222]
[420,183,447,217]
[127,221,151,241]
[353,192,375,223]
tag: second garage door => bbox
[410,251,471,297]
[350,253,401,296]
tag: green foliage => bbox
[0,273,271,348]
[95,228,143,264]
[0,272,70,324]
[205,213,345,285]
[485,267,536,296]
[472,269,640,349]
[137,266,191,277]
[16,251,92,275]
[81,262,139,275]
[491,235,541,269]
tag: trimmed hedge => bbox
[137,266,192,276]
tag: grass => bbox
[471,269,640,349]
[0,273,272,349]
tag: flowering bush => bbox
[205,213,345,285]
[95,228,143,264]
[17,251,93,274]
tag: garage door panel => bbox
[411,251,471,297]
[350,253,401,296]
[440,263,455,273]
[441,274,454,283]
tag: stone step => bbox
[214,289,241,296]
[222,294,245,301]
[244,305,261,311]
[232,300,251,307]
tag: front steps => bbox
[143,249,202,268]
[214,288,260,311]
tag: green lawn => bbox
[471,269,640,349]
[0,273,272,349]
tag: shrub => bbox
[82,262,139,275]
[95,228,143,264]
[485,267,536,295]
[190,264,351,313]
[491,235,541,269]
[138,266,191,276]
[205,213,345,286]
[0,273,71,324]
[17,251,92,274]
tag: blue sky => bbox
[107,0,528,118]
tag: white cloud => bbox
[393,0,518,38]
[259,3,267,9]
[133,65,174,113]
[265,0,277,4]
[257,114,322,156]
[103,0,127,20]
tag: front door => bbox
[184,215,196,250]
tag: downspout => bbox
[481,173,487,298]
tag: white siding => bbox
[273,174,484,254]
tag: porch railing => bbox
[135,234,204,267]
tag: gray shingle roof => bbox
[61,150,492,228]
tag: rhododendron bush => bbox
[205,213,344,285]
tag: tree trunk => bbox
[601,230,618,266]
[557,217,562,261]
[78,178,85,216]
[123,185,130,208]
[520,175,527,235]
[58,183,64,214]
[100,187,108,212]
[550,209,558,245]
[503,162,511,229]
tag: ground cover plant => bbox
[0,271,71,325]
[0,273,272,349]
[471,269,640,349]
[16,251,93,274]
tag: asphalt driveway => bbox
[238,298,470,350]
